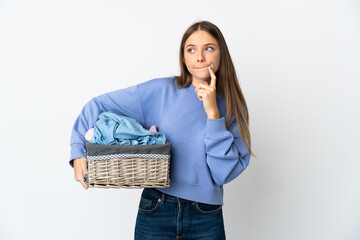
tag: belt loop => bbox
[161,192,165,204]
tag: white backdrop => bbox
[0,0,359,239]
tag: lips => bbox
[195,66,209,69]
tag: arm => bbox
[69,85,145,168]
[204,115,251,186]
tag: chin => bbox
[193,73,210,80]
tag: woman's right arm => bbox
[69,84,145,188]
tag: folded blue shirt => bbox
[89,111,166,145]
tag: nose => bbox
[197,51,205,62]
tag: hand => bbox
[195,66,220,119]
[73,157,89,190]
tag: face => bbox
[183,30,221,84]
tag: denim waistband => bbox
[144,188,197,204]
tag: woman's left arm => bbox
[204,116,251,186]
[196,66,251,186]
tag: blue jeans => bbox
[135,188,226,239]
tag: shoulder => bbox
[137,76,176,90]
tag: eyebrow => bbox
[185,43,217,48]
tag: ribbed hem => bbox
[156,179,224,205]
[69,143,85,168]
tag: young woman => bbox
[70,20,255,240]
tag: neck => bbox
[192,77,211,87]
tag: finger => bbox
[208,66,216,88]
[81,161,89,189]
[75,170,87,183]
[74,170,83,181]
[80,178,88,189]
[83,173,88,182]
[80,172,89,189]
[197,89,208,92]
[197,90,208,99]
[208,66,216,87]
[195,82,210,94]
[197,92,204,101]
[197,90,209,100]
[83,168,88,178]
[81,160,89,178]
[76,173,84,182]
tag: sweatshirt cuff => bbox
[206,117,227,136]
[69,143,86,168]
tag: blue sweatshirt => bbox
[69,77,251,205]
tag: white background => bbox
[0,0,359,239]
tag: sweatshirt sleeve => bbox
[69,85,145,168]
[204,115,251,186]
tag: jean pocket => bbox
[138,189,161,214]
[195,202,222,214]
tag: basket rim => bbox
[85,141,172,157]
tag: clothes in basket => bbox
[85,125,158,141]
[88,111,166,145]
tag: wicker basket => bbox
[85,141,171,188]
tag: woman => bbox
[70,20,255,239]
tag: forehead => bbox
[185,30,218,46]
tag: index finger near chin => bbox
[209,72,216,87]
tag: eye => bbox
[187,48,194,53]
[205,47,214,51]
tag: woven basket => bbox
[85,141,171,188]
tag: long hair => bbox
[173,20,256,158]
